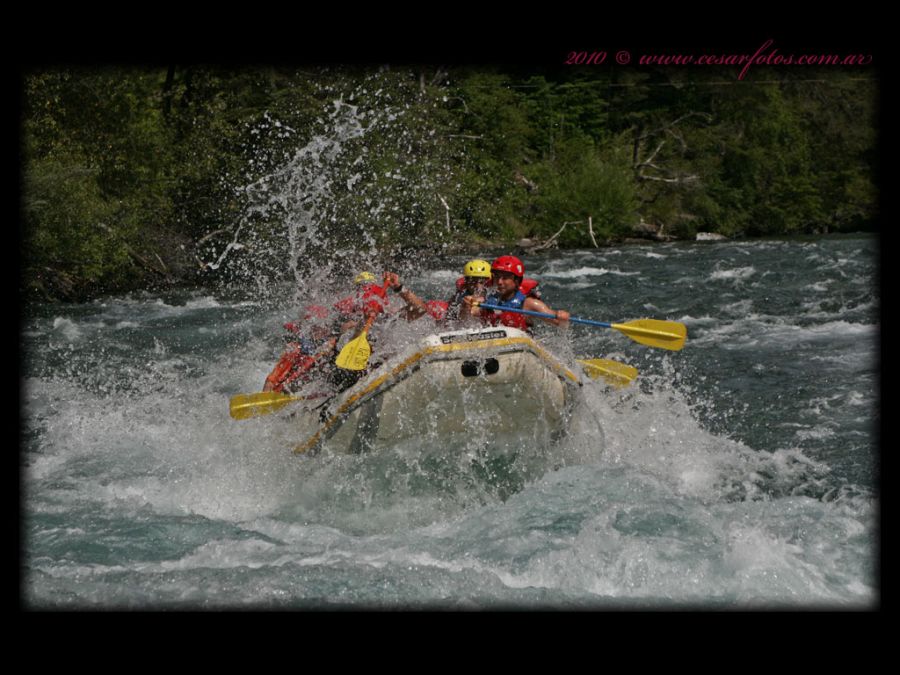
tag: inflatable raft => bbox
[290,325,585,456]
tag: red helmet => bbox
[492,255,524,278]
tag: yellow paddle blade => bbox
[578,358,638,387]
[335,315,377,371]
[611,319,687,351]
[335,332,372,371]
[230,391,300,420]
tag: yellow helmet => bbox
[463,259,492,279]
[354,271,376,284]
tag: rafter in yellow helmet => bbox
[463,259,492,279]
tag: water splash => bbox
[200,71,463,305]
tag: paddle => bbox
[334,314,378,371]
[577,358,638,387]
[229,391,327,420]
[476,303,687,351]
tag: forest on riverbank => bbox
[21,64,878,302]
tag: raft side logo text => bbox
[441,330,507,344]
[564,40,874,80]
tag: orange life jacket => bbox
[265,346,320,393]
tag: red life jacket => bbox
[518,277,540,299]
[333,283,388,317]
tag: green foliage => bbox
[710,84,825,235]
[525,139,637,244]
[21,65,878,301]
[24,150,127,282]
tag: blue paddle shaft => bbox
[478,302,612,328]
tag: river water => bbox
[21,234,878,609]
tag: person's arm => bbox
[318,336,339,356]
[332,317,358,336]
[523,297,570,327]
[383,272,428,320]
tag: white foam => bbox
[690,318,877,348]
[51,317,82,342]
[678,315,718,326]
[795,428,836,442]
[845,391,868,407]
[720,299,754,316]
[724,524,806,579]
[543,267,640,279]
[710,267,756,282]
[805,282,831,292]
[183,296,225,309]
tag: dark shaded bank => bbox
[24,226,203,303]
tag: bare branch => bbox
[195,228,229,247]
[637,112,712,141]
[534,222,568,251]
[438,195,451,230]
[638,172,700,184]
[447,96,470,114]
[665,127,688,152]
[534,220,588,251]
[636,140,665,168]
[153,252,168,274]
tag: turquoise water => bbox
[21,235,878,608]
